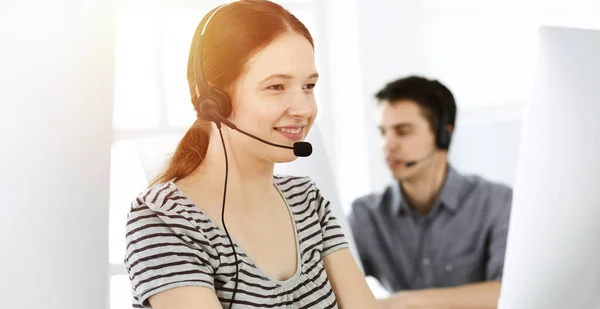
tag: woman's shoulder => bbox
[273,174,331,220]
[124,180,220,307]
[273,174,317,194]
[129,180,189,213]
[274,174,349,258]
[125,180,214,253]
[124,180,220,271]
[274,174,337,211]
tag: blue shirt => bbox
[348,165,512,291]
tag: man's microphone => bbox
[203,105,313,157]
[404,149,436,167]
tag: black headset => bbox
[432,80,453,150]
[436,111,452,150]
[193,4,233,127]
[191,4,240,309]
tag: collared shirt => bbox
[348,165,512,292]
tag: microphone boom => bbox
[207,108,312,157]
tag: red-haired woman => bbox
[123,1,378,308]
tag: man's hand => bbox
[376,281,500,309]
[377,289,497,309]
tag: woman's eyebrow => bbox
[259,72,319,84]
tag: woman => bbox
[123,1,378,308]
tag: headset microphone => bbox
[405,160,418,167]
[202,104,313,157]
[404,149,437,167]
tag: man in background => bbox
[349,76,512,309]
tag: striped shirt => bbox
[124,175,349,308]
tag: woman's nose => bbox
[287,93,315,119]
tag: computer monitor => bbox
[498,26,600,309]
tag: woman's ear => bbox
[447,124,454,134]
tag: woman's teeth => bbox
[277,127,302,134]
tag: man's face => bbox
[377,100,438,181]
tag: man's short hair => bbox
[375,75,457,140]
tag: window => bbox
[112,7,161,130]
[108,2,321,308]
[416,2,600,110]
[159,8,209,127]
[422,13,541,109]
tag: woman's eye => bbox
[303,83,316,90]
[267,84,285,91]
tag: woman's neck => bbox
[182,127,276,204]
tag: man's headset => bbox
[435,112,452,151]
[190,3,312,308]
[404,88,453,168]
[433,80,453,151]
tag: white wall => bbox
[0,1,115,308]
[447,104,525,188]
[321,0,371,212]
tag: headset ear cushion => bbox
[210,87,232,117]
[437,127,451,150]
[436,113,452,150]
[195,87,232,122]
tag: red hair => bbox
[150,0,314,186]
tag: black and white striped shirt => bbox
[124,175,349,308]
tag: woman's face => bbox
[228,32,318,163]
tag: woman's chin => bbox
[270,152,300,164]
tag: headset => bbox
[433,80,453,151]
[435,111,452,150]
[193,4,233,125]
[192,4,240,309]
[404,92,453,168]
[192,3,312,156]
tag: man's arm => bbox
[378,281,501,309]
[348,197,376,277]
